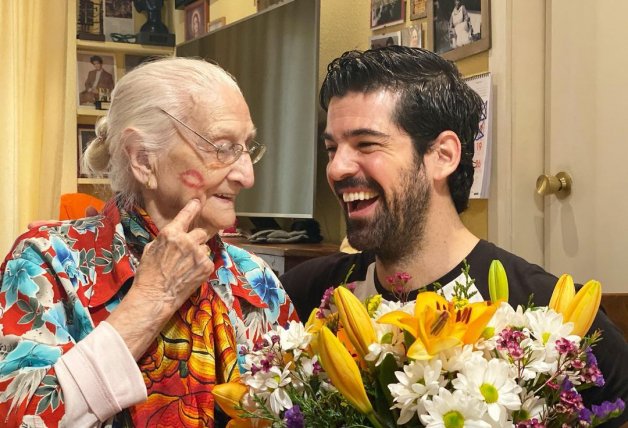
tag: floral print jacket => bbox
[0,203,298,427]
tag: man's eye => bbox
[358,142,378,149]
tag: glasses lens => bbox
[249,141,266,164]
[216,143,243,165]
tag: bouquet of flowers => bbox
[214,261,624,427]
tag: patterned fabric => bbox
[0,200,298,427]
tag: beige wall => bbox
[188,0,490,243]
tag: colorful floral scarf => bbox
[119,206,239,427]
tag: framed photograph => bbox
[410,0,427,20]
[184,0,208,41]
[103,0,134,42]
[427,0,491,61]
[402,24,422,48]
[370,31,402,49]
[371,0,405,29]
[208,16,226,32]
[77,51,116,108]
[77,125,97,177]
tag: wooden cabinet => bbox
[67,5,175,201]
[223,238,339,276]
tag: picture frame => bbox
[208,16,226,32]
[371,0,405,30]
[370,31,402,49]
[77,51,116,108]
[184,0,208,41]
[402,24,422,48]
[77,125,97,178]
[103,0,134,42]
[427,0,490,61]
[410,0,427,20]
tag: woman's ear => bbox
[123,128,155,187]
[429,130,462,182]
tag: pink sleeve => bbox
[54,321,147,425]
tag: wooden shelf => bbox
[76,39,175,56]
[77,178,110,185]
[77,107,107,117]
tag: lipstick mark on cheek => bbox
[179,169,205,189]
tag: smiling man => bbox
[280,46,627,425]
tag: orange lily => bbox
[378,292,499,360]
[334,287,377,358]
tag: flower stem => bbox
[366,411,385,428]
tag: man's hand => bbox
[28,206,100,229]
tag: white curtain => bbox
[0,0,73,255]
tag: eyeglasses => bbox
[159,108,266,165]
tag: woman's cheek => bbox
[179,169,205,189]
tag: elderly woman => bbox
[0,58,298,427]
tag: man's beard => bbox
[340,162,431,264]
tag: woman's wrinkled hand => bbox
[131,198,214,313]
[107,198,215,359]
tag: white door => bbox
[543,0,628,293]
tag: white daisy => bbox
[453,358,522,425]
[421,388,490,428]
[278,320,312,356]
[264,365,293,415]
[438,345,485,373]
[388,359,444,424]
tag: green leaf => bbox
[35,393,52,415]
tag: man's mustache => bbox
[333,177,384,197]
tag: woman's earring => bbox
[146,176,156,190]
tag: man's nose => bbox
[326,146,360,182]
[229,154,255,189]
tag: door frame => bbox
[488,0,546,266]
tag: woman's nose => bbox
[229,154,255,188]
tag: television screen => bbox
[177,0,319,218]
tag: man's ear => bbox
[428,130,461,182]
[123,128,155,187]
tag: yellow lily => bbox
[549,274,576,314]
[213,381,248,420]
[488,260,509,303]
[378,292,499,360]
[564,279,602,337]
[317,326,374,416]
[334,287,377,358]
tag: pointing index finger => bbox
[170,199,202,232]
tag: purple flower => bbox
[557,389,584,415]
[283,405,305,428]
[555,337,577,356]
[584,346,598,366]
[497,327,526,360]
[579,407,593,423]
[515,418,545,428]
[319,286,335,310]
[592,398,625,420]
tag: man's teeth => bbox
[342,191,377,203]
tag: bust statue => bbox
[133,0,175,46]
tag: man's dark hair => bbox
[319,46,483,213]
[90,55,104,64]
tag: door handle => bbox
[536,171,572,197]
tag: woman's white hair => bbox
[82,57,241,209]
